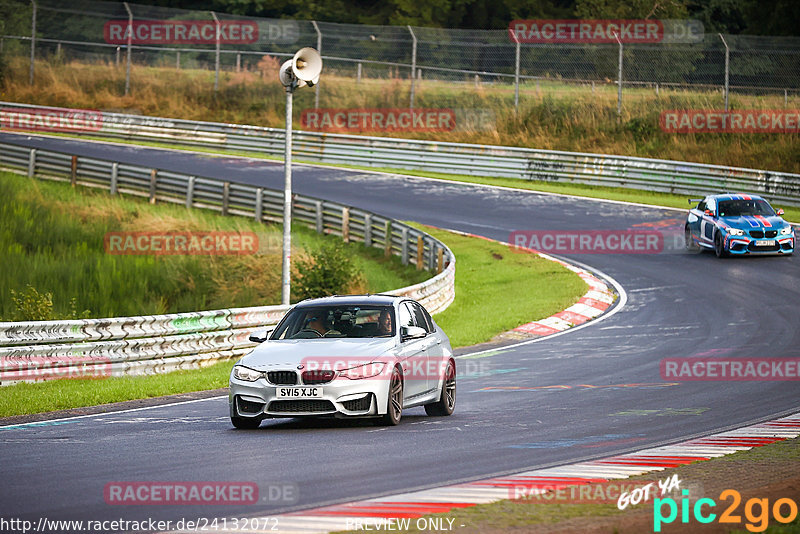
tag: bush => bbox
[10,285,55,321]
[294,243,362,301]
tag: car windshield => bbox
[271,305,395,340]
[718,199,775,217]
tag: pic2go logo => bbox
[654,489,799,532]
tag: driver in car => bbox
[305,315,341,337]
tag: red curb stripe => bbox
[577,297,611,310]
[514,322,560,335]
[554,310,591,325]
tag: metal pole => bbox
[281,87,293,305]
[123,2,132,96]
[719,33,729,112]
[312,21,321,108]
[514,38,520,113]
[29,0,36,85]
[357,62,362,84]
[211,12,220,92]
[614,31,622,116]
[408,25,417,109]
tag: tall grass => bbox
[2,57,797,173]
[0,171,428,320]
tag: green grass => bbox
[408,224,588,348]
[0,170,428,320]
[0,360,235,418]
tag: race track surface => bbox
[1,133,798,526]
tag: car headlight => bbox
[232,366,264,382]
[338,362,386,380]
[780,227,793,235]
[729,228,745,236]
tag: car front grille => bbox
[267,400,335,413]
[748,241,780,252]
[750,230,764,238]
[302,370,335,385]
[267,371,298,386]
[766,230,778,238]
[341,395,372,412]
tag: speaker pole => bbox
[281,84,293,305]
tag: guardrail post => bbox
[222,181,230,215]
[357,62,362,84]
[255,188,263,222]
[315,201,323,233]
[176,50,180,70]
[384,220,392,257]
[186,176,195,208]
[416,235,424,270]
[437,247,444,273]
[341,207,350,242]
[236,53,241,72]
[364,213,372,247]
[70,155,77,187]
[29,0,36,85]
[110,162,119,195]
[401,227,409,265]
[28,148,36,178]
[149,169,157,204]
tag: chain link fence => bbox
[1,0,799,112]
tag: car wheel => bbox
[714,231,728,258]
[425,359,456,416]
[231,415,262,429]
[685,226,699,251]
[378,366,403,426]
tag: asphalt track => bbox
[1,133,799,528]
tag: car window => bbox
[398,303,415,330]
[271,305,396,339]
[718,199,776,217]
[697,200,706,211]
[706,199,716,213]
[409,302,434,333]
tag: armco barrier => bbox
[0,141,455,385]
[1,102,799,205]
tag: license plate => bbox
[755,240,775,247]
[276,387,322,399]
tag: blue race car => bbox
[685,194,794,258]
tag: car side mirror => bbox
[248,329,273,343]
[704,209,716,218]
[401,326,427,341]
[776,208,785,216]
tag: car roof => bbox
[293,294,405,308]
[706,193,767,202]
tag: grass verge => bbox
[0,225,587,417]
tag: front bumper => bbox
[229,375,391,419]
[726,235,794,255]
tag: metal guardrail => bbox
[0,140,455,384]
[1,102,798,206]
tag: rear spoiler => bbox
[689,198,703,204]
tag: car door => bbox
[700,198,717,244]
[409,301,442,395]
[395,301,430,399]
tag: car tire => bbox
[685,226,699,252]
[425,359,456,416]
[231,415,262,429]
[714,231,728,258]
[378,366,403,426]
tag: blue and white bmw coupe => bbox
[685,194,794,258]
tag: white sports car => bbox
[229,295,456,428]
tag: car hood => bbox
[238,337,398,371]
[721,215,788,230]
